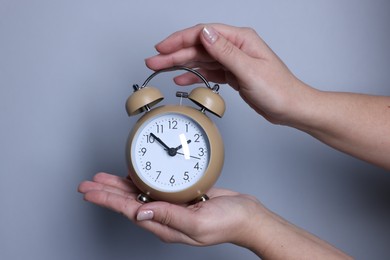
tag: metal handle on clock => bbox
[141,66,219,91]
[127,66,225,117]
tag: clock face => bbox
[131,112,211,192]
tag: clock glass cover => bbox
[131,112,211,192]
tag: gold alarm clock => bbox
[125,67,225,204]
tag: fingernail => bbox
[202,26,218,44]
[137,210,154,221]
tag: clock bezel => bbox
[126,105,224,204]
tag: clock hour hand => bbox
[174,140,191,152]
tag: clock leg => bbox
[137,193,152,203]
[194,194,209,203]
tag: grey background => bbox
[1,0,389,259]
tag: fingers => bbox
[92,172,137,193]
[145,23,245,70]
[146,46,212,71]
[78,172,249,246]
[135,201,203,245]
[153,24,205,54]
[78,180,137,198]
[153,23,244,54]
[78,172,139,197]
[133,189,247,245]
[146,24,257,87]
[173,68,226,85]
[134,188,240,233]
[78,172,142,219]
[136,201,197,229]
[199,26,253,81]
[206,187,241,198]
[83,190,141,218]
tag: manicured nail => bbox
[202,26,218,44]
[137,210,154,221]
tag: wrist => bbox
[230,202,278,258]
[236,205,352,259]
[277,80,321,129]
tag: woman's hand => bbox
[146,23,390,170]
[78,172,351,259]
[145,23,312,125]
[78,172,269,247]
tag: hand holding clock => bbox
[78,172,350,259]
[77,22,390,259]
[145,23,390,170]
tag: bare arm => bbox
[245,208,352,259]
[290,88,390,169]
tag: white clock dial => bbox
[131,112,210,192]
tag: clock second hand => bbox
[176,151,200,160]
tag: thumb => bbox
[201,26,251,76]
[136,201,196,230]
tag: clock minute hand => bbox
[150,133,179,157]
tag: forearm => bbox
[241,209,352,259]
[285,83,390,170]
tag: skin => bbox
[144,23,390,170]
[79,23,389,259]
[78,172,350,259]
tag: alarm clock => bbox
[125,67,225,204]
